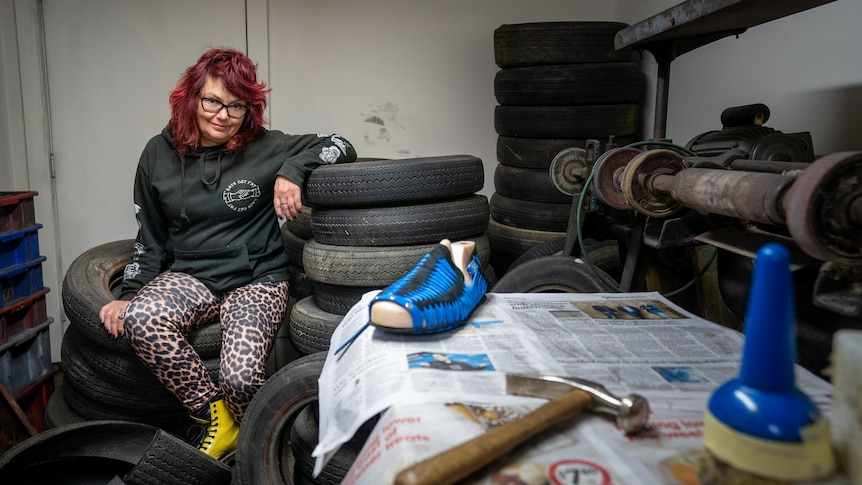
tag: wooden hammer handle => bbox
[394,389,593,485]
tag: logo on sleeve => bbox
[223,179,261,212]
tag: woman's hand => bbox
[100,300,131,338]
[274,176,303,221]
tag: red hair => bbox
[168,48,270,156]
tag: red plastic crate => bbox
[0,257,46,311]
[0,192,38,234]
[15,364,58,433]
[0,289,50,345]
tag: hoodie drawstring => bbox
[201,151,222,187]
[180,158,190,223]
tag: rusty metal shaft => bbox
[645,169,794,226]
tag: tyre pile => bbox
[285,155,494,356]
[52,240,222,436]
[488,21,644,274]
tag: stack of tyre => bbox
[286,155,493,357]
[51,240,221,437]
[488,21,644,274]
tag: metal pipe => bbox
[670,169,794,225]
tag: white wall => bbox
[0,1,29,189]
[268,0,616,195]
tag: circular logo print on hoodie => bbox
[223,179,261,212]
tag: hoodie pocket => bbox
[172,245,253,293]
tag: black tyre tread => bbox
[44,385,87,429]
[61,375,185,419]
[61,324,179,399]
[490,193,571,232]
[302,235,491,286]
[289,264,315,300]
[494,104,640,139]
[494,63,644,106]
[497,135,634,169]
[0,420,156,476]
[508,238,622,280]
[282,223,308,269]
[311,195,490,246]
[290,405,359,485]
[312,281,377,316]
[122,429,231,485]
[289,296,344,355]
[304,155,484,207]
[235,352,327,485]
[492,255,612,293]
[486,218,565,258]
[283,205,314,240]
[494,21,632,68]
[62,239,137,352]
[494,164,572,203]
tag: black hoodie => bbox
[118,126,356,300]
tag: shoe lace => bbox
[387,252,487,328]
[199,407,220,450]
[186,422,208,446]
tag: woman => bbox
[98,47,356,460]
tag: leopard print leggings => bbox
[123,271,289,421]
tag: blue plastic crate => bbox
[0,319,53,396]
[0,257,46,310]
[0,225,43,270]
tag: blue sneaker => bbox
[369,239,488,334]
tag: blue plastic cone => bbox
[708,243,819,440]
[703,243,834,480]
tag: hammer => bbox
[394,374,650,485]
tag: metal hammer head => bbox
[506,374,650,434]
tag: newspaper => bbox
[311,291,839,484]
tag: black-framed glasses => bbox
[199,95,249,119]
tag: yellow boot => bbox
[194,398,239,460]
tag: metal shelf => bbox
[614,0,837,139]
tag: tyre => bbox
[508,237,623,281]
[494,22,632,68]
[303,235,491,287]
[290,404,373,485]
[486,218,566,258]
[289,296,345,355]
[312,281,377,316]
[494,104,640,139]
[283,205,314,240]
[0,420,230,485]
[304,155,484,207]
[235,352,327,485]
[282,223,308,269]
[494,164,572,204]
[492,255,615,293]
[44,385,86,429]
[494,63,644,106]
[496,136,634,169]
[310,195,489,246]
[490,193,571,232]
